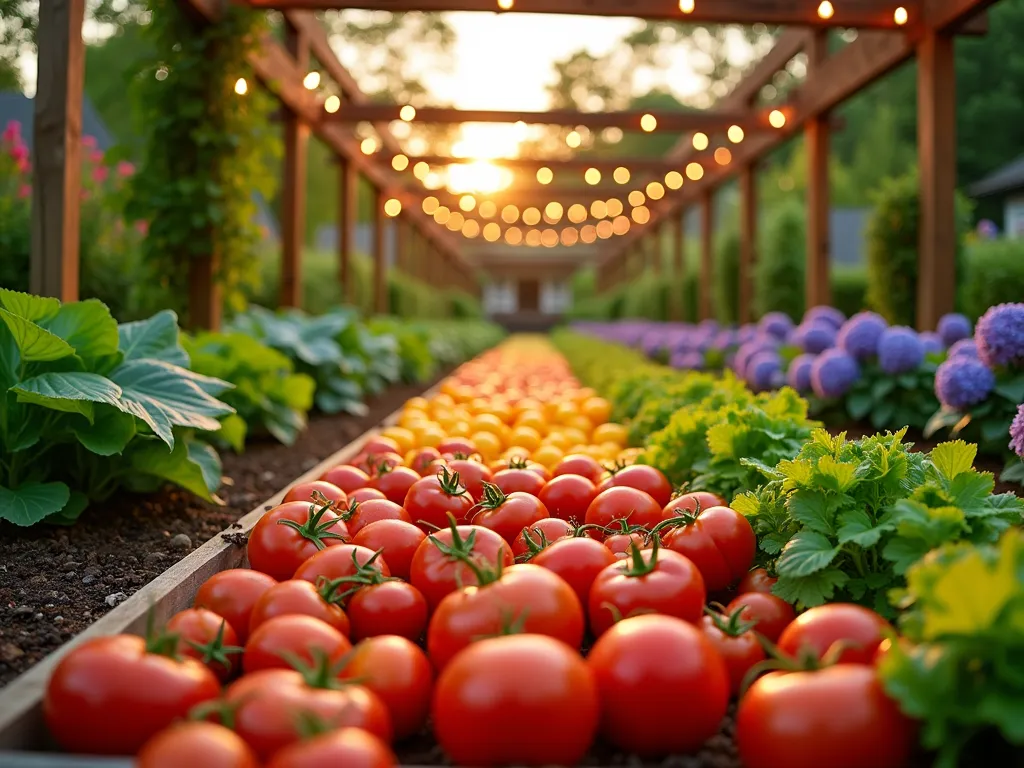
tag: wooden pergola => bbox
[33,0,996,330]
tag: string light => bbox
[413,162,430,180]
[714,147,733,165]
[498,0,514,8]
[566,130,582,148]
[234,78,248,95]
[544,201,564,224]
[640,113,658,132]
[727,125,745,143]
[479,200,498,218]
[768,109,787,128]
[817,1,834,19]
[665,170,684,190]
[383,198,402,217]
[392,154,409,171]
[501,204,520,224]
[505,226,523,245]
[422,196,439,215]
[894,6,908,24]
[446,211,465,231]
[462,219,481,238]
[612,216,631,235]
[399,105,416,121]
[613,167,630,184]
[628,190,646,207]
[525,229,542,247]
[541,229,559,248]
[561,227,580,246]
[537,167,554,185]
[692,132,709,151]
[458,195,476,212]
[631,205,651,224]
[590,200,608,219]
[646,181,665,200]
[607,198,624,217]
[483,222,501,241]
[568,203,588,224]
[596,220,614,239]
[523,207,541,226]
[434,206,451,225]
[303,71,321,90]
[580,224,598,244]
[679,0,695,11]
[360,138,378,155]
[686,162,704,180]
[585,168,602,185]
[324,95,341,114]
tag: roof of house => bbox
[968,155,1024,198]
[0,91,114,150]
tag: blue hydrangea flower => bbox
[811,349,861,399]
[746,351,783,392]
[937,313,972,347]
[877,326,925,375]
[758,312,795,341]
[799,322,838,354]
[975,303,1024,369]
[733,339,778,378]
[804,306,846,330]
[919,331,944,355]
[1009,404,1024,458]
[837,311,888,361]
[934,357,996,409]
[787,354,815,393]
[948,339,979,359]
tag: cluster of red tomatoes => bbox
[42,349,917,768]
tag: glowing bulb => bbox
[501,205,520,224]
[597,220,614,239]
[566,130,582,148]
[679,0,695,11]
[392,154,409,171]
[607,198,624,217]
[640,113,657,132]
[568,203,588,224]
[303,71,321,90]
[434,206,450,225]
[692,132,709,151]
[413,162,430,180]
[590,200,608,219]
[505,226,523,245]
[399,105,416,121]
[462,219,481,238]
[768,109,787,128]
[498,0,514,8]
[631,205,651,224]
[613,167,630,184]
[479,200,497,219]
[612,216,630,235]
[714,147,732,165]
[459,194,476,212]
[544,201,564,224]
[422,196,439,215]
[817,1,834,19]
[383,198,402,217]
[585,168,602,185]
[523,207,541,226]
[628,190,646,207]
[446,211,465,231]
[324,95,341,113]
[483,222,501,242]
[541,229,559,248]
[580,225,597,244]
[234,78,248,95]
[525,229,542,247]
[894,6,908,24]
[537,167,554,185]
[686,162,704,180]
[665,171,684,190]
[360,137,378,155]
[727,125,745,143]
[561,228,579,246]
[646,181,665,200]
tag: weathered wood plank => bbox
[279,21,310,309]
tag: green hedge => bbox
[755,198,806,319]
[831,264,868,317]
[961,238,1024,320]
[714,229,741,324]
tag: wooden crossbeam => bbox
[396,154,686,172]
[246,0,921,31]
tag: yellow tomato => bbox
[543,430,571,451]
[488,401,513,425]
[581,396,612,425]
[592,422,628,447]
[617,447,644,464]
[380,426,415,453]
[598,441,623,460]
[449,420,473,438]
[399,411,429,429]
[431,393,456,411]
[531,444,563,468]
[470,412,506,439]
[561,427,589,448]
[553,401,577,425]
[564,414,594,437]
[514,410,547,434]
[472,431,503,461]
[414,423,446,449]
[513,397,543,417]
[508,425,542,452]
[468,397,492,415]
[405,396,429,412]
[575,387,598,403]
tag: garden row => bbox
[4,332,1021,767]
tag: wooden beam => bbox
[395,215,408,273]
[916,29,957,330]
[372,188,388,314]
[30,0,85,304]
[280,20,309,309]
[339,157,357,304]
[922,0,997,31]
[805,30,831,311]
[699,190,714,321]
[739,164,757,324]
[249,0,921,30]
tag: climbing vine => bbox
[128,0,278,323]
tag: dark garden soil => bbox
[0,378,439,688]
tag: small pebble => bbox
[13,605,32,616]
[260,471,275,483]
[82,575,97,586]
[105,592,128,608]
[144,552,166,566]
[54,616,63,623]
[169,533,192,551]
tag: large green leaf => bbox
[0,289,60,322]
[118,310,189,366]
[12,372,123,421]
[0,481,70,526]
[111,359,235,447]
[0,309,74,363]
[0,323,18,390]
[128,438,216,500]
[187,439,223,495]
[72,406,137,455]
[40,299,119,360]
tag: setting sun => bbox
[445,161,513,194]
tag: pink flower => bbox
[17,184,30,199]
[92,164,109,183]
[2,121,20,143]
[15,157,29,174]
[89,149,103,164]
[10,144,27,162]
[82,135,97,149]
[134,220,149,236]
[116,161,135,178]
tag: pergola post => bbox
[31,0,86,304]
[339,157,357,305]
[372,188,387,314]
[916,29,957,330]
[805,29,831,312]
[395,215,408,274]
[280,20,309,309]
[699,189,715,321]
[739,163,758,323]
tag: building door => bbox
[518,279,540,311]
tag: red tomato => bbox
[600,519,649,556]
[588,540,706,636]
[243,614,352,674]
[491,467,545,496]
[137,722,259,768]
[265,728,397,768]
[653,504,756,592]
[362,436,401,455]
[248,579,350,637]
[348,487,386,503]
[437,437,477,456]
[433,635,599,767]
[736,665,915,768]
[538,474,598,522]
[598,464,672,507]
[531,536,617,610]
[293,544,391,593]
[404,468,475,531]
[247,501,350,582]
[447,458,493,501]
[427,563,584,669]
[663,490,727,517]
[737,567,778,595]
[282,480,347,507]
[342,498,412,537]
[348,581,429,642]
[408,447,442,476]
[777,604,891,665]
[194,569,277,643]
[726,592,796,642]
[408,521,515,611]
[585,486,663,534]
[44,634,220,755]
[319,464,371,494]
[587,615,729,757]
[699,607,766,695]
[340,636,433,739]
[224,668,392,759]
[471,484,549,546]
[353,451,403,476]
[351,519,425,582]
[553,453,605,483]
[370,465,421,506]
[166,608,242,682]
[511,517,575,561]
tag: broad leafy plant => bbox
[843,356,942,432]
[0,290,233,526]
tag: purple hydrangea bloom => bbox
[787,354,816,393]
[800,322,838,354]
[919,332,944,355]
[804,306,846,330]
[837,311,888,361]
[948,339,979,359]
[670,351,706,371]
[1010,404,1024,458]
[975,303,1024,369]
[737,324,759,345]
[759,312,795,341]
[733,339,778,379]
[878,326,925,375]
[937,313,972,347]
[934,357,996,409]
[746,351,783,392]
[811,349,861,399]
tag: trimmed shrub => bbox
[755,199,806,320]
[714,229,741,324]
[831,264,868,317]
[961,239,1024,320]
